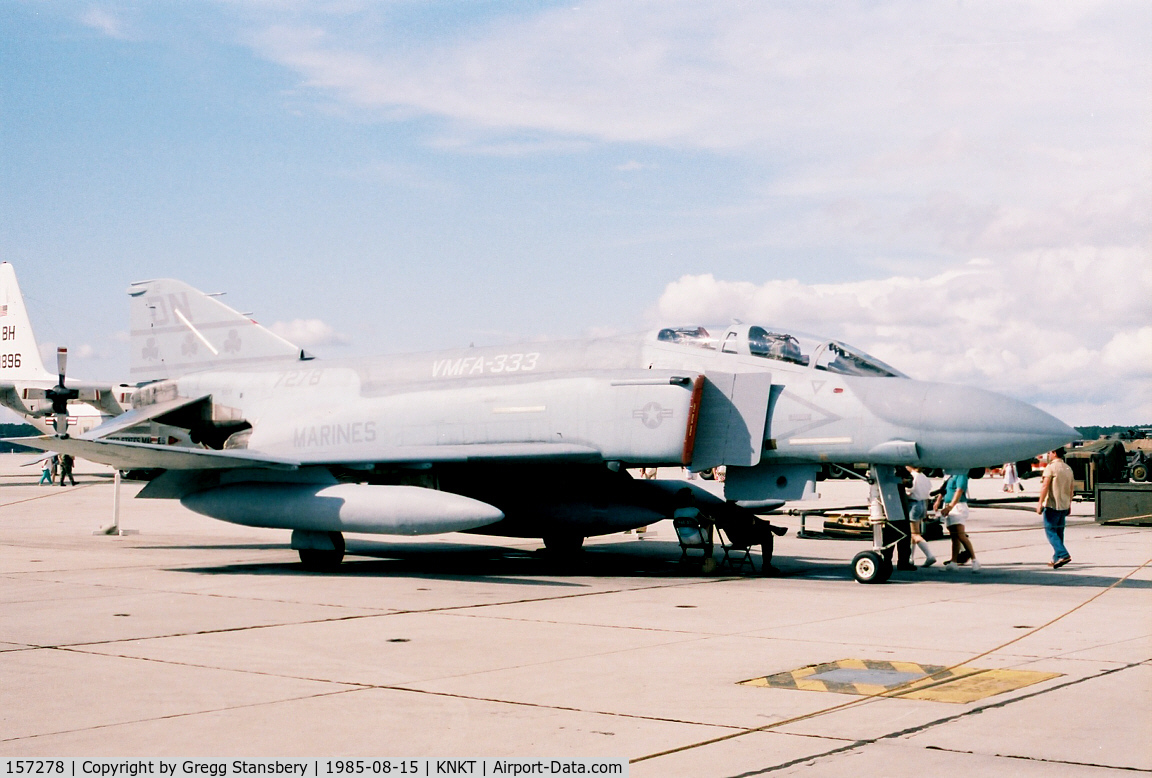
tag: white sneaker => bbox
[943,561,958,571]
[922,557,937,568]
[971,560,981,572]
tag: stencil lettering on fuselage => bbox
[772,389,842,440]
[293,421,377,447]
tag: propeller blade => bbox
[57,347,68,384]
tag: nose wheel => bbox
[852,550,892,584]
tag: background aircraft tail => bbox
[0,262,54,383]
[129,278,307,383]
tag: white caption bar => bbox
[1,759,627,778]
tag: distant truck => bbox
[1116,428,1152,483]
[1064,430,1152,496]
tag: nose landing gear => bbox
[852,550,893,584]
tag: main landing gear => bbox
[542,532,585,558]
[292,529,345,571]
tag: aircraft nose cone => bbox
[855,380,1078,469]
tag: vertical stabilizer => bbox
[129,279,305,382]
[0,262,53,382]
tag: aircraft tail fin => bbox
[128,278,307,382]
[0,262,54,383]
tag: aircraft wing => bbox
[7,436,300,471]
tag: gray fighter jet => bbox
[13,277,1076,571]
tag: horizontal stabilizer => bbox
[7,436,299,471]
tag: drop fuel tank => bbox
[181,482,505,535]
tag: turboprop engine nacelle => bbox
[181,483,505,535]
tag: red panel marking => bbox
[681,374,705,465]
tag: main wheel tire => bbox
[298,532,345,572]
[543,533,585,556]
[1131,464,1149,482]
[298,548,344,571]
[852,550,887,584]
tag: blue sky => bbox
[1,1,1149,424]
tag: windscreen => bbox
[657,326,717,349]
[815,342,905,378]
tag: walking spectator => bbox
[1003,461,1022,492]
[59,453,75,486]
[907,466,937,567]
[1037,447,1074,568]
[38,458,52,485]
[935,470,980,572]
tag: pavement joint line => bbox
[0,571,400,613]
[630,553,1152,765]
[56,624,724,695]
[367,683,749,732]
[26,575,740,650]
[925,744,1152,774]
[39,645,754,736]
[0,686,364,745]
[0,482,102,508]
[52,644,378,690]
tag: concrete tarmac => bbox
[1,455,1149,775]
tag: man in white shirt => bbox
[1037,448,1074,568]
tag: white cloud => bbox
[269,318,350,347]
[240,1,1151,257]
[38,343,96,370]
[80,8,129,40]
[1102,327,1152,375]
[246,3,1149,153]
[651,245,1152,425]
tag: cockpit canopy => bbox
[655,324,906,378]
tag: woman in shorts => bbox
[935,471,980,572]
[907,466,937,567]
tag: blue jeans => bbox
[1043,508,1070,561]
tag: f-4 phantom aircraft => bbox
[13,274,1076,574]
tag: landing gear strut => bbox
[851,465,905,585]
